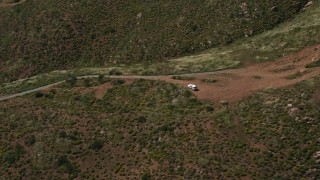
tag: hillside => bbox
[2,0,320,179]
[0,0,309,82]
[1,76,320,179]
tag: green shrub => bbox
[59,131,67,138]
[83,79,91,87]
[89,140,104,151]
[171,76,195,80]
[205,105,214,112]
[66,77,77,86]
[183,90,193,98]
[35,92,44,98]
[111,79,125,86]
[305,59,320,68]
[202,78,218,83]
[109,69,123,75]
[98,74,106,84]
[24,135,36,146]
[252,76,262,80]
[14,0,21,3]
[56,155,76,174]
[3,144,26,164]
[159,125,175,132]
[137,116,147,123]
[286,72,303,80]
[141,173,151,180]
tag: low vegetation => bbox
[1,2,320,96]
[305,58,320,68]
[1,76,320,179]
[0,1,320,179]
[0,0,309,82]
[171,75,195,80]
[238,76,320,179]
[285,69,312,80]
[202,78,218,83]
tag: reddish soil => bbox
[158,45,320,103]
[87,45,320,103]
[8,45,318,104]
[94,83,112,99]
[93,79,134,99]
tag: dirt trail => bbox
[155,45,320,103]
[1,45,320,102]
[0,0,26,8]
[95,44,320,103]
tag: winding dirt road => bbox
[1,45,320,103]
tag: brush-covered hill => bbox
[1,76,320,179]
[0,0,309,82]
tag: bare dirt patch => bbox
[60,80,130,100]
[76,44,320,103]
[2,45,320,104]
[94,83,112,99]
[158,44,320,103]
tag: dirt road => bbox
[1,45,320,103]
[159,45,320,102]
[94,44,320,103]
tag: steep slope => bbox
[0,0,308,81]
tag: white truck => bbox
[188,84,198,91]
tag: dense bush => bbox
[34,92,44,98]
[98,74,106,84]
[111,79,125,86]
[88,140,104,151]
[66,77,77,86]
[56,155,77,174]
[141,173,151,180]
[109,69,123,76]
[24,135,36,146]
[136,116,147,123]
[305,59,320,68]
[3,144,26,164]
